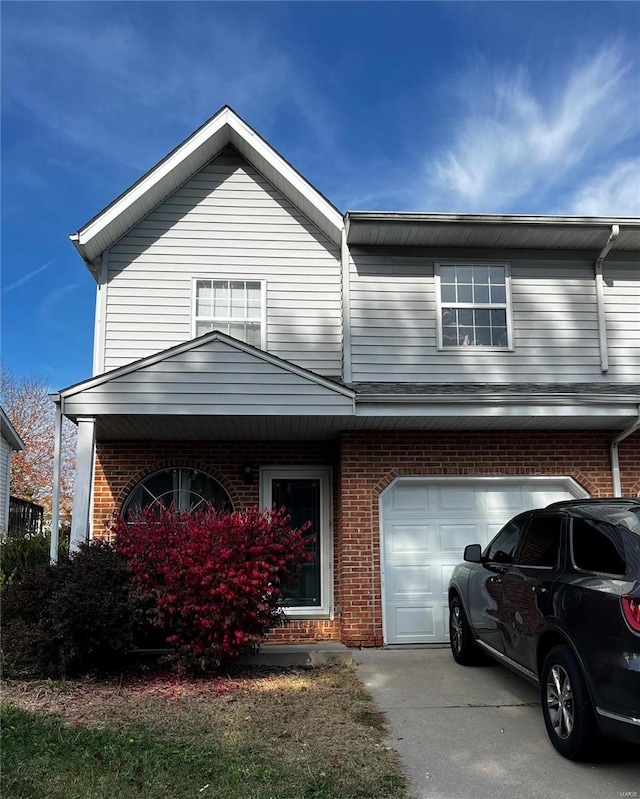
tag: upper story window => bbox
[193,279,264,348]
[436,263,512,350]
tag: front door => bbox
[260,467,332,618]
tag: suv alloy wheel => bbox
[541,645,599,760]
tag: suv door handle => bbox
[532,585,548,594]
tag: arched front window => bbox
[122,468,232,518]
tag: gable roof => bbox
[0,406,24,451]
[70,106,344,273]
[56,330,355,419]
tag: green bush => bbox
[1,542,137,678]
[0,529,71,590]
[0,533,50,589]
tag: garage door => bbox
[380,477,586,644]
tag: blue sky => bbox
[2,1,639,391]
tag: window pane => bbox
[272,479,321,607]
[212,281,229,316]
[473,265,489,284]
[228,322,246,340]
[124,469,232,518]
[459,309,473,327]
[246,282,261,319]
[245,322,261,347]
[492,327,508,346]
[489,266,506,285]
[474,327,492,346]
[230,281,246,318]
[490,284,506,304]
[457,284,473,303]
[572,518,626,575]
[442,326,457,346]
[518,516,562,567]
[475,309,491,327]
[486,520,524,563]
[196,280,212,316]
[457,265,473,283]
[491,309,507,328]
[441,284,456,303]
[473,284,490,303]
[196,320,215,337]
[440,266,456,284]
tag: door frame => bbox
[260,465,333,620]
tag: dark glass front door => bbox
[272,478,321,607]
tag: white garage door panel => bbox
[392,606,435,640]
[381,478,587,644]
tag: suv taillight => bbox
[621,596,640,632]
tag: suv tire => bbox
[449,596,483,666]
[541,644,599,760]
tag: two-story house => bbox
[50,106,640,647]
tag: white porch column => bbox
[70,417,96,551]
[49,398,63,562]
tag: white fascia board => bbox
[227,114,343,241]
[346,212,640,227]
[74,109,232,249]
[72,106,344,260]
[355,400,639,418]
[58,331,355,402]
[0,407,25,451]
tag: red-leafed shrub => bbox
[112,505,312,669]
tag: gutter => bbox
[610,405,640,497]
[594,224,620,373]
[356,392,640,405]
[341,217,352,383]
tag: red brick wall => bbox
[337,430,640,647]
[93,430,639,648]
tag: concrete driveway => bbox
[353,647,640,799]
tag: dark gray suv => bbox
[448,498,640,760]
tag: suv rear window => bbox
[571,518,627,576]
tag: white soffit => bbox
[346,213,640,251]
[70,106,344,268]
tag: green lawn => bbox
[1,664,408,799]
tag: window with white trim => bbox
[436,263,512,349]
[194,279,263,347]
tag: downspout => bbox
[341,216,352,384]
[594,224,619,373]
[50,395,63,563]
[610,406,640,497]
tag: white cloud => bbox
[424,45,639,213]
[2,7,336,174]
[2,256,62,294]
[563,159,640,217]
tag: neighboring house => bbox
[50,106,640,647]
[0,406,25,535]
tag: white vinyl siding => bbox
[103,148,342,376]
[603,262,640,377]
[349,251,640,383]
[0,436,11,534]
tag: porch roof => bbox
[55,331,355,422]
[54,340,640,439]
